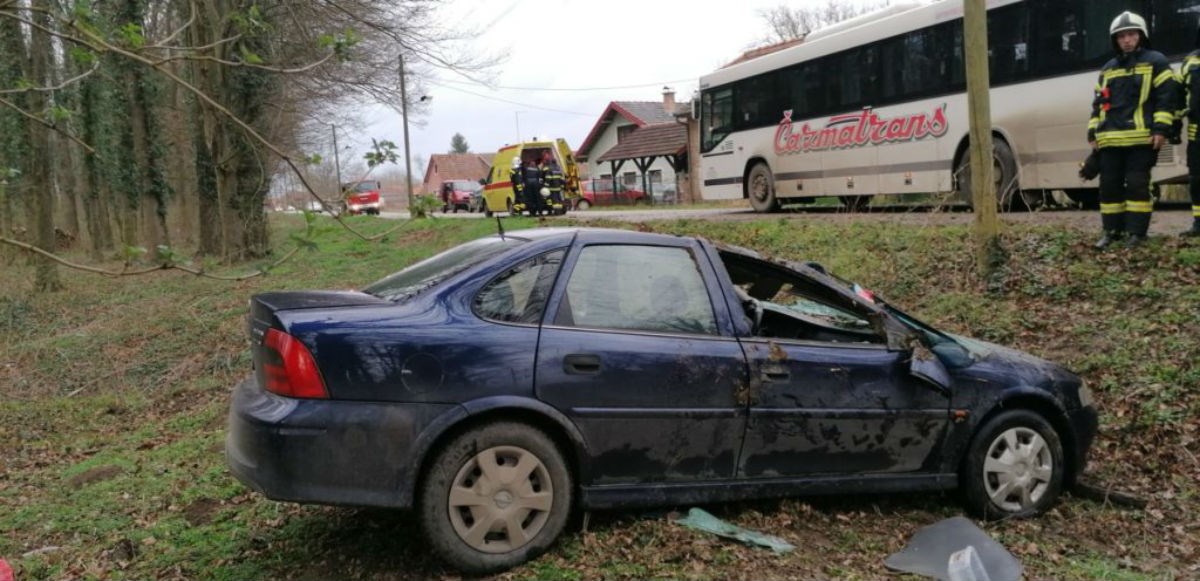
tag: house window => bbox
[649,170,663,185]
[622,173,637,187]
[617,125,637,142]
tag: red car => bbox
[575,180,647,210]
[344,181,383,215]
[440,180,481,213]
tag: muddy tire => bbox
[419,422,572,574]
[746,162,780,213]
[961,409,1064,520]
[957,139,1039,211]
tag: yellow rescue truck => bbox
[481,139,581,217]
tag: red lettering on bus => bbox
[774,104,949,155]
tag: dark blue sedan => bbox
[227,227,1098,573]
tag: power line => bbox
[424,80,595,117]
[436,76,698,92]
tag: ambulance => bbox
[481,139,581,217]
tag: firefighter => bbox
[508,156,523,213]
[1088,11,1179,249]
[1180,25,1200,237]
[520,159,544,216]
[543,157,565,214]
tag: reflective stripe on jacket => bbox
[1088,48,1179,148]
[1182,51,1200,140]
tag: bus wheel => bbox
[958,138,1025,211]
[839,195,871,212]
[747,163,780,213]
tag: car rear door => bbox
[535,236,749,485]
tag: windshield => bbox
[451,180,480,192]
[363,236,527,301]
[349,182,378,193]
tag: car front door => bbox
[535,240,749,485]
[726,258,951,478]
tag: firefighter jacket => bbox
[1088,48,1179,148]
[509,168,523,195]
[520,165,543,193]
[542,164,564,193]
[1181,49,1200,140]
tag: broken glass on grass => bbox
[674,507,796,554]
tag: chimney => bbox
[662,86,676,115]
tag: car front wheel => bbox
[961,409,1064,519]
[419,422,572,574]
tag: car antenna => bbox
[495,215,505,240]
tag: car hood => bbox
[950,334,1080,392]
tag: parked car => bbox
[227,227,1097,574]
[441,180,482,213]
[576,179,647,210]
[343,180,383,215]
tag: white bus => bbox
[697,0,1200,212]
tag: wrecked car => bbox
[226,227,1098,574]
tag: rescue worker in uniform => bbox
[520,159,544,216]
[509,157,523,213]
[1088,12,1179,249]
[543,157,565,214]
[1178,25,1200,236]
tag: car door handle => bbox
[563,354,602,375]
[760,364,790,382]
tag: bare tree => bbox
[758,1,890,44]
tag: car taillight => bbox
[262,328,328,399]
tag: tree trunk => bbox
[27,0,62,291]
[964,0,1003,280]
[0,7,29,263]
[190,0,226,258]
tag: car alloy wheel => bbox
[420,422,571,574]
[962,409,1064,519]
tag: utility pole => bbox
[400,53,415,214]
[331,123,342,204]
[964,0,1002,278]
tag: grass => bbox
[1,212,1198,579]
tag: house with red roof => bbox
[576,89,690,199]
[420,153,492,196]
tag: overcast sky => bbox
[358,0,855,168]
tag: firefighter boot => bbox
[1094,213,1125,250]
[1181,217,1200,238]
[1124,211,1151,248]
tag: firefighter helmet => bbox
[540,187,551,198]
[1110,11,1148,39]
[511,157,522,169]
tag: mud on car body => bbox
[227,227,1098,574]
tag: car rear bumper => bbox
[225,376,458,509]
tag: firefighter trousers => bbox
[1187,142,1200,230]
[1098,145,1155,237]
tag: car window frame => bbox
[472,249,567,326]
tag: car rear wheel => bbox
[419,422,572,574]
[961,409,1064,519]
[576,199,590,211]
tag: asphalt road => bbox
[383,202,1197,237]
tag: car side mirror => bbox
[909,343,951,394]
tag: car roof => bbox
[491,227,695,246]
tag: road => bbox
[384,203,1197,237]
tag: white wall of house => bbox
[585,119,679,196]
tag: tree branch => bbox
[0,235,301,281]
[0,59,99,94]
[0,94,95,154]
